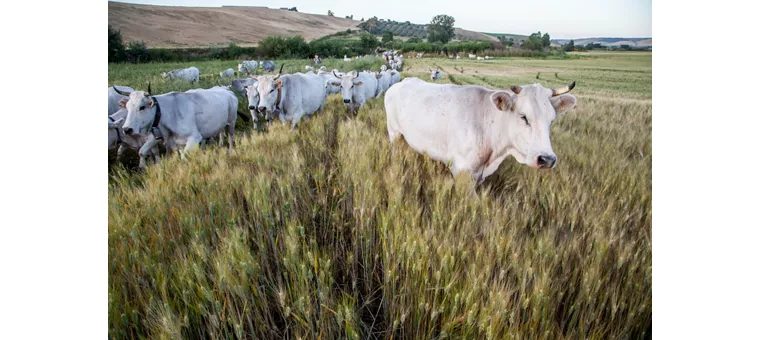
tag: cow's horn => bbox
[112,85,132,97]
[146,82,152,96]
[351,71,358,79]
[510,86,522,95]
[551,81,576,96]
[333,70,341,78]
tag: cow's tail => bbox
[237,110,252,122]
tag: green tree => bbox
[126,41,148,63]
[542,33,551,48]
[564,39,575,52]
[407,36,422,43]
[108,25,126,63]
[327,10,334,16]
[382,31,394,43]
[427,14,455,44]
[360,32,379,49]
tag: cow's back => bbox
[385,78,488,162]
[284,73,325,116]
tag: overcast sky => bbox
[110,0,652,39]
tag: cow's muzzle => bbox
[124,128,134,135]
[537,154,556,169]
[258,106,267,112]
[343,99,351,104]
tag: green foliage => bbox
[360,32,379,49]
[382,31,394,43]
[427,14,455,44]
[257,36,310,59]
[126,41,148,63]
[521,31,551,51]
[108,25,126,63]
[407,36,422,43]
[564,39,575,52]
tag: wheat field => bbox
[108,52,651,339]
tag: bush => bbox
[360,32,379,49]
[382,31,394,43]
[407,36,422,43]
[126,41,148,63]
[108,25,126,63]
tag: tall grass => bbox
[109,54,652,339]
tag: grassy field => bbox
[108,52,652,339]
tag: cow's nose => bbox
[343,99,351,103]
[124,128,134,135]
[537,155,556,169]
[258,106,267,112]
[248,105,256,110]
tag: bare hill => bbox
[108,2,361,47]
[108,2,498,47]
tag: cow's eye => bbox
[139,106,146,111]
[270,89,275,93]
[520,115,529,126]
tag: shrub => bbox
[126,41,148,63]
[108,25,126,63]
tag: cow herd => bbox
[109,58,578,185]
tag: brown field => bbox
[108,2,497,47]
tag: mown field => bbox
[108,52,652,339]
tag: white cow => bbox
[220,68,235,77]
[384,78,577,185]
[456,55,461,60]
[108,108,161,162]
[162,66,200,82]
[477,56,485,60]
[380,65,387,72]
[253,69,326,129]
[319,66,327,72]
[238,61,258,75]
[388,70,401,86]
[329,71,378,115]
[305,65,314,71]
[114,84,245,168]
[430,69,442,81]
[317,70,341,96]
[374,71,392,98]
[343,55,351,62]
[109,85,134,116]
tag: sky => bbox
[110,0,652,39]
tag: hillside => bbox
[108,2,360,47]
[553,37,652,47]
[108,2,497,47]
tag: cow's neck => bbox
[484,106,516,158]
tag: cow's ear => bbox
[354,81,363,86]
[491,92,514,111]
[550,94,576,115]
[376,74,382,79]
[275,79,283,88]
[118,98,128,108]
[330,81,341,87]
[147,98,155,108]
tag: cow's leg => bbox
[138,135,158,169]
[116,145,126,161]
[291,116,301,130]
[226,124,235,151]
[181,132,203,160]
[151,146,161,163]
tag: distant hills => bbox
[552,37,652,47]
[108,1,495,47]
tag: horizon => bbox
[108,0,652,40]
